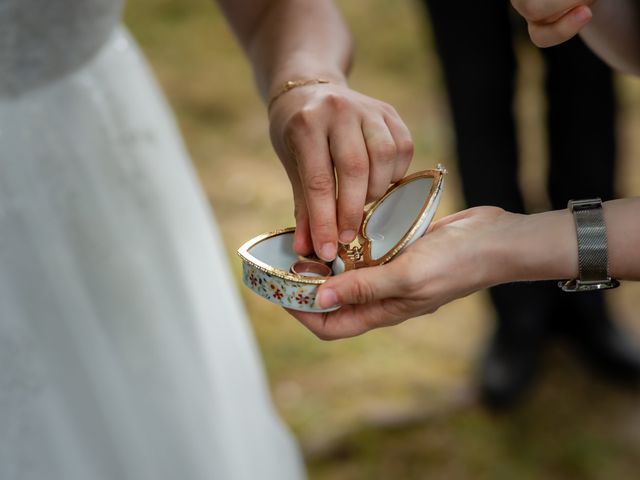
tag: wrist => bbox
[268,78,331,111]
[266,63,347,101]
[494,209,579,285]
[602,198,640,280]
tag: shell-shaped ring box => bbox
[237,165,447,312]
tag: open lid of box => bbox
[334,165,446,273]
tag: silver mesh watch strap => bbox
[560,198,619,292]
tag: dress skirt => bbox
[0,27,304,480]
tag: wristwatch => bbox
[559,198,620,292]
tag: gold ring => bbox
[290,259,332,278]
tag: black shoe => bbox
[478,311,549,410]
[478,284,553,410]
[552,292,640,386]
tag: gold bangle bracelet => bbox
[267,78,330,111]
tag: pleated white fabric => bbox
[0,23,304,480]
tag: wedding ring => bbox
[290,259,332,278]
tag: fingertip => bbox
[293,238,312,257]
[318,242,337,262]
[366,189,389,204]
[315,287,338,309]
[308,217,338,260]
[339,229,357,244]
[336,195,366,245]
[572,5,592,25]
[308,216,338,261]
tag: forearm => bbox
[216,0,352,102]
[604,198,640,279]
[297,200,639,338]
[497,198,640,285]
[581,0,640,75]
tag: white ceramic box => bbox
[238,165,447,312]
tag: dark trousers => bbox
[422,0,617,340]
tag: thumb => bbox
[315,263,401,309]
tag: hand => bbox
[511,0,596,47]
[287,207,520,340]
[268,82,413,261]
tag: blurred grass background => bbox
[124,1,640,478]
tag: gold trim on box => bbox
[237,228,328,285]
[366,165,446,265]
[339,165,446,269]
[238,165,447,279]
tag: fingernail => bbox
[339,230,356,244]
[316,288,338,309]
[319,242,337,261]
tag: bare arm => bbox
[215,0,352,100]
[495,198,640,283]
[214,0,414,264]
[287,198,640,340]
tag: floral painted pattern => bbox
[242,264,326,312]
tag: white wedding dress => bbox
[0,1,304,479]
